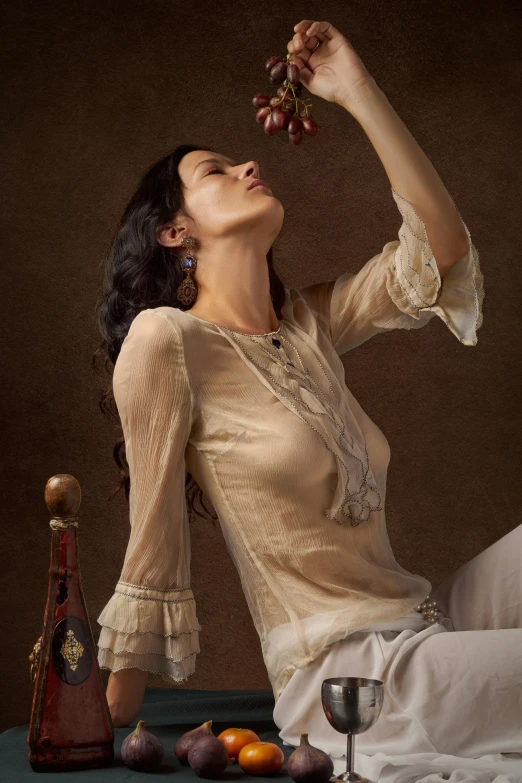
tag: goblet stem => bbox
[347,732,354,777]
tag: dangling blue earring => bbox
[176,235,198,306]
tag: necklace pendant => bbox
[272,337,281,349]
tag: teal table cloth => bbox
[0,688,298,780]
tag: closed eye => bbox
[206,167,224,175]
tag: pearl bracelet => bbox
[415,596,440,624]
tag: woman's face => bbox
[176,150,284,243]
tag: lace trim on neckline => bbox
[180,308,285,337]
[217,321,284,337]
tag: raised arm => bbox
[346,79,471,279]
[297,186,483,355]
[287,24,483,355]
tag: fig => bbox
[287,733,334,783]
[188,734,231,778]
[174,719,214,766]
[121,719,164,772]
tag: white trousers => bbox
[273,524,522,781]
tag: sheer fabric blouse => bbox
[97,189,484,702]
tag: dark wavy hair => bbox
[92,143,287,524]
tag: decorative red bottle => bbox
[27,474,114,771]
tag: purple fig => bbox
[188,734,231,778]
[287,733,334,783]
[174,719,214,766]
[121,719,164,772]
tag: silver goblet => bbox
[321,677,384,783]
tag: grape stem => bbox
[283,53,312,118]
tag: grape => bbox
[265,56,283,73]
[287,64,300,85]
[269,61,288,85]
[254,50,321,144]
[253,94,271,108]
[287,116,302,134]
[255,106,271,124]
[272,107,291,130]
[264,113,278,135]
[301,117,319,136]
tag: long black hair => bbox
[92,143,287,523]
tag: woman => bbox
[94,18,519,767]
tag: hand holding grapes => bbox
[287,20,374,109]
[253,19,375,145]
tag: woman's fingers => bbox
[294,19,314,33]
[288,19,339,62]
[304,20,339,40]
[286,51,308,72]
[294,19,343,43]
[288,34,318,57]
[288,31,321,62]
[293,19,326,39]
[290,19,318,53]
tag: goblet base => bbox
[330,774,374,782]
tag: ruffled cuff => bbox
[388,188,484,346]
[96,581,201,682]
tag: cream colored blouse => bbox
[97,188,484,701]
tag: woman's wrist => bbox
[337,76,386,121]
[106,668,149,727]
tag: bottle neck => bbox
[54,525,79,572]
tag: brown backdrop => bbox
[2,0,521,734]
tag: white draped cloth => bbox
[273,523,522,782]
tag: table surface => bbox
[1,687,299,781]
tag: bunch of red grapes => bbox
[253,54,319,145]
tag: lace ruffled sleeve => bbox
[96,309,201,684]
[297,187,484,356]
